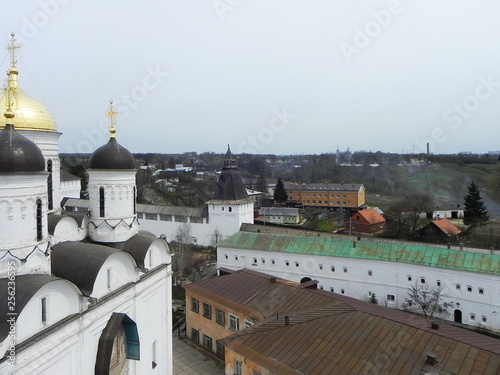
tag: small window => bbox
[470,314,476,321]
[216,309,225,326]
[467,286,472,293]
[107,268,112,290]
[224,254,228,259]
[244,320,254,328]
[216,341,224,357]
[420,277,426,284]
[456,284,461,291]
[152,340,158,369]
[203,334,213,351]
[36,199,43,241]
[191,328,199,344]
[271,259,275,265]
[234,360,243,375]
[387,294,395,302]
[145,213,157,220]
[229,314,239,332]
[330,287,334,292]
[285,261,290,266]
[437,280,441,287]
[295,261,299,267]
[368,270,372,276]
[235,255,238,261]
[215,340,225,358]
[99,187,105,217]
[482,316,487,323]
[319,285,324,290]
[407,276,412,282]
[341,289,345,295]
[228,207,232,212]
[203,303,212,319]
[261,258,265,264]
[41,296,48,324]
[331,266,335,272]
[191,298,199,313]
[319,264,323,270]
[343,267,347,273]
[159,214,172,221]
[479,288,484,295]
[253,257,257,264]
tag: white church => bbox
[0,35,173,374]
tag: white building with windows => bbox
[217,224,500,333]
[0,35,173,375]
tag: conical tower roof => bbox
[211,145,249,201]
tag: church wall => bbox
[217,246,500,332]
[0,265,172,375]
[138,215,211,246]
[91,252,140,299]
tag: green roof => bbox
[218,232,500,275]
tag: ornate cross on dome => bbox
[6,33,20,69]
[107,100,117,138]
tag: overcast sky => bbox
[1,0,500,156]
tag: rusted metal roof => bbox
[212,271,500,375]
[218,231,500,275]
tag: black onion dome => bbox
[89,138,135,170]
[0,124,45,172]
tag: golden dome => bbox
[0,34,56,132]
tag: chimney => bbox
[285,316,290,326]
[425,352,438,366]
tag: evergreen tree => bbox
[274,177,288,203]
[463,182,489,228]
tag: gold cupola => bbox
[0,33,57,132]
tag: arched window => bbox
[47,160,53,210]
[99,187,105,217]
[36,199,43,241]
[228,207,232,212]
[133,186,136,214]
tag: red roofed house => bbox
[419,217,463,244]
[344,207,386,235]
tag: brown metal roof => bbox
[431,218,463,237]
[193,270,500,374]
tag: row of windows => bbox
[407,276,485,295]
[191,298,241,331]
[290,193,348,198]
[302,200,349,205]
[137,212,205,223]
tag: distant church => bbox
[0,34,173,374]
[64,145,255,247]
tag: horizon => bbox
[2,1,500,156]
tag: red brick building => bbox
[345,207,386,235]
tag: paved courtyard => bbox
[173,335,224,375]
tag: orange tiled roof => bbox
[432,218,462,237]
[353,207,385,224]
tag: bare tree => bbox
[401,283,453,319]
[172,223,193,285]
[210,228,223,247]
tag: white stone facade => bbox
[218,245,500,332]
